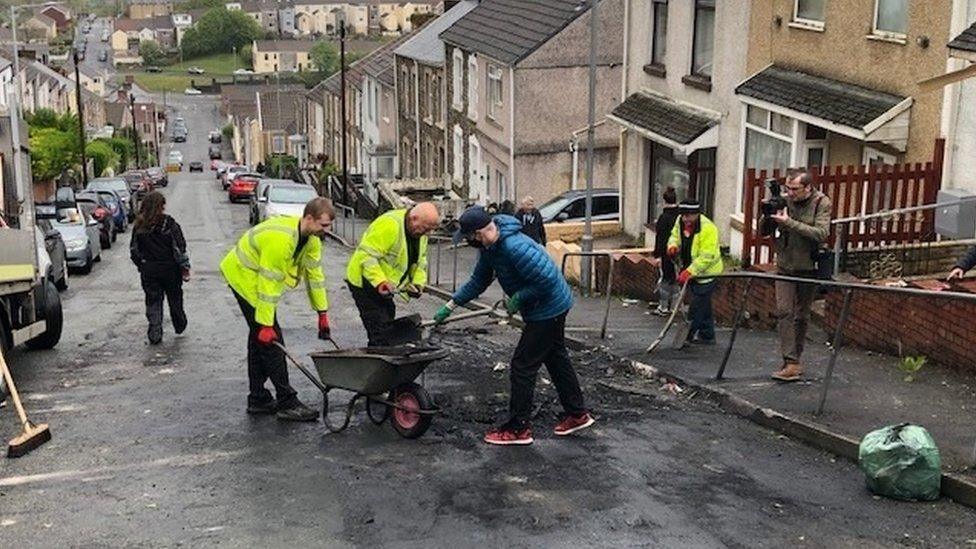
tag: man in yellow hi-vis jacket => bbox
[221,197,334,421]
[346,202,440,345]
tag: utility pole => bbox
[129,93,140,169]
[72,48,88,188]
[580,0,599,295]
[339,24,348,205]
[151,103,159,166]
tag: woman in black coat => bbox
[130,191,190,344]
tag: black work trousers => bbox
[232,288,298,408]
[140,264,185,341]
[509,312,586,427]
[347,280,421,347]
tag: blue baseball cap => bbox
[452,206,492,244]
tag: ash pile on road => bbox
[421,321,718,439]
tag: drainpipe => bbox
[570,120,605,192]
[414,59,421,177]
[509,65,516,201]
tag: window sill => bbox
[729,213,745,233]
[788,21,824,33]
[485,115,503,130]
[642,63,666,78]
[423,116,433,126]
[866,32,907,45]
[452,102,463,112]
[682,74,712,92]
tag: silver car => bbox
[52,208,102,274]
[257,182,318,224]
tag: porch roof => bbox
[949,21,976,62]
[735,65,913,147]
[607,91,720,154]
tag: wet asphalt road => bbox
[1,95,976,548]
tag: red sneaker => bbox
[483,423,533,446]
[554,412,595,436]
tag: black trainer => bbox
[247,400,278,415]
[173,312,187,335]
[148,324,163,345]
[276,401,318,422]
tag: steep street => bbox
[0,93,974,547]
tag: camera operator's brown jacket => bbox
[774,191,831,274]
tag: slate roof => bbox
[105,102,128,127]
[439,0,593,65]
[259,89,305,133]
[359,33,415,88]
[949,21,976,53]
[253,40,316,53]
[115,15,174,32]
[735,65,906,130]
[610,92,718,145]
[395,0,477,66]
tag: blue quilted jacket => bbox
[452,215,573,322]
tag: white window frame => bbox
[738,104,798,211]
[650,0,668,66]
[792,0,825,30]
[452,125,463,182]
[487,64,502,121]
[872,0,908,41]
[467,54,478,121]
[451,50,463,110]
[272,134,286,154]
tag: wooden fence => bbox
[741,139,945,266]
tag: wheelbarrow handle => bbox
[274,341,330,394]
[420,300,509,328]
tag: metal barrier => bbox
[428,235,467,292]
[560,251,615,339]
[709,271,976,415]
[332,203,357,244]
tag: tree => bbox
[180,8,263,59]
[310,41,338,74]
[239,43,253,67]
[85,140,120,177]
[30,128,80,183]
[139,40,165,66]
[26,109,78,134]
[176,0,223,10]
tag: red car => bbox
[228,173,262,203]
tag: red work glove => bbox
[317,311,331,340]
[181,268,191,282]
[376,281,395,296]
[667,246,679,258]
[256,325,278,346]
[677,269,692,286]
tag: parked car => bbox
[189,161,204,172]
[94,190,127,236]
[187,67,205,75]
[146,166,168,187]
[228,173,263,203]
[98,50,107,62]
[75,191,116,249]
[122,170,154,198]
[208,145,222,159]
[233,68,254,75]
[538,188,620,223]
[36,219,68,291]
[222,165,251,190]
[173,127,187,143]
[209,130,222,144]
[145,65,162,73]
[184,88,202,96]
[52,207,102,274]
[86,177,134,223]
[253,181,317,223]
[167,150,184,171]
[249,179,275,224]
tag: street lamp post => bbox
[339,24,348,205]
[72,48,88,188]
[580,0,599,296]
[129,93,141,169]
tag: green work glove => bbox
[505,293,522,315]
[433,305,453,324]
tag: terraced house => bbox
[394,0,477,180]
[441,0,624,206]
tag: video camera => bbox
[760,178,788,235]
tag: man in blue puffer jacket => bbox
[433,206,594,446]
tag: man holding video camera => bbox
[761,170,831,382]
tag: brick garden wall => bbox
[823,278,976,374]
[711,265,779,330]
[844,240,975,279]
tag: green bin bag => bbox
[858,423,941,501]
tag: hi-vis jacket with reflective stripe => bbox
[346,209,428,291]
[220,216,328,326]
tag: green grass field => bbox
[120,53,244,93]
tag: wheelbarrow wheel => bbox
[390,382,432,439]
[365,396,390,425]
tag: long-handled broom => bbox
[0,347,51,457]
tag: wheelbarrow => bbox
[277,341,448,438]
